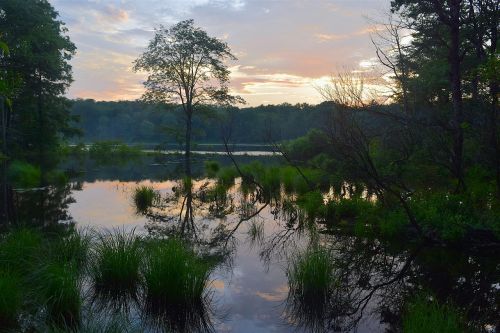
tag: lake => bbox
[11,153,500,332]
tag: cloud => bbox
[50,0,389,105]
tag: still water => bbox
[15,155,500,332]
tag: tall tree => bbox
[0,0,77,173]
[392,0,469,191]
[134,19,243,176]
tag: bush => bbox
[204,160,220,178]
[7,160,41,188]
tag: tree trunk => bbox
[449,1,466,192]
[185,111,192,177]
[488,15,499,196]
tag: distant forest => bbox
[70,99,395,144]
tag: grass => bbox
[247,220,265,245]
[91,229,142,293]
[143,238,211,307]
[287,247,336,304]
[403,295,467,333]
[0,228,43,273]
[53,229,91,270]
[0,271,22,327]
[38,262,81,327]
[133,185,157,212]
[204,160,220,178]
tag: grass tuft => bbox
[143,238,211,307]
[133,185,157,212]
[403,295,467,333]
[0,271,22,327]
[288,247,336,304]
[38,262,81,327]
[91,229,142,294]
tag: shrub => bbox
[204,160,220,178]
[297,191,324,220]
[7,160,41,188]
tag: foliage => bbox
[403,295,467,333]
[0,271,22,327]
[7,160,41,188]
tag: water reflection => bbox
[63,174,500,332]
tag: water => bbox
[9,154,500,332]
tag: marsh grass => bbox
[143,238,211,308]
[37,262,81,327]
[288,247,336,304]
[133,185,158,212]
[247,220,265,246]
[0,228,43,273]
[0,271,22,327]
[91,229,142,294]
[403,295,467,333]
[53,229,91,270]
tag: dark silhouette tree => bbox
[134,20,243,176]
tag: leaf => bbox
[0,41,9,56]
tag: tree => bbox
[392,0,468,191]
[134,19,243,176]
[0,0,78,174]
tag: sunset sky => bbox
[50,0,389,106]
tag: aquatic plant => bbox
[0,228,43,273]
[288,247,336,304]
[143,238,211,307]
[297,191,324,220]
[133,185,157,212]
[0,271,22,327]
[38,262,81,326]
[91,229,142,293]
[403,295,467,333]
[247,220,265,245]
[52,229,91,270]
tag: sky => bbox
[50,0,390,106]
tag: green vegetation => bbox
[133,185,158,212]
[38,262,81,326]
[0,271,22,327]
[403,295,467,333]
[91,229,142,293]
[288,247,336,303]
[7,160,41,188]
[143,238,211,307]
